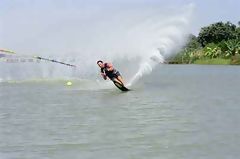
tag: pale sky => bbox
[1,0,239,33]
[0,0,239,53]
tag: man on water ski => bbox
[97,60,125,85]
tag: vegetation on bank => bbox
[169,21,240,65]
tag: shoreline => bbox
[167,56,240,65]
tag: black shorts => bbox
[106,70,121,80]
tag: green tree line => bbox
[170,21,240,64]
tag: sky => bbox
[0,0,239,54]
[1,0,239,33]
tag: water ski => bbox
[113,80,129,91]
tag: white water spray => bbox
[0,2,194,86]
[127,7,194,86]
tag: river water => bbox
[0,65,239,159]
